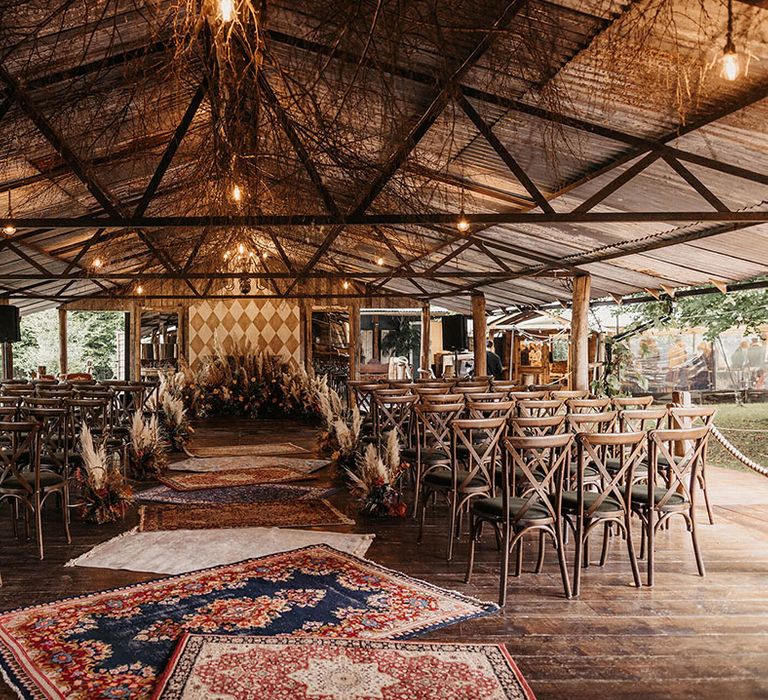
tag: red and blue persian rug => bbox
[137,483,337,506]
[153,634,535,699]
[0,545,498,700]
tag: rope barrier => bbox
[711,425,768,478]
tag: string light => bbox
[376,256,385,266]
[3,191,15,236]
[219,0,235,22]
[237,242,245,255]
[342,280,350,290]
[92,257,103,269]
[720,0,743,82]
[232,183,242,202]
[136,284,144,295]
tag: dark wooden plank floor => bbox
[1,417,767,699]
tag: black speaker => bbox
[442,315,468,352]
[0,306,20,343]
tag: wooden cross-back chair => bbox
[443,416,508,561]
[667,406,716,524]
[550,390,590,401]
[507,390,548,402]
[410,401,464,517]
[612,395,654,410]
[508,414,566,438]
[0,421,70,559]
[517,399,563,418]
[467,432,575,604]
[466,399,515,420]
[606,408,670,483]
[348,382,381,415]
[565,431,646,596]
[635,425,711,586]
[23,405,73,480]
[566,397,612,414]
[373,392,417,449]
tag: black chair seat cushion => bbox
[1,470,66,491]
[605,457,648,475]
[627,484,687,507]
[402,447,449,464]
[472,496,551,521]
[423,468,486,490]
[560,490,623,514]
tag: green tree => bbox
[380,318,420,358]
[630,288,768,341]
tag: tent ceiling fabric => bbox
[0,0,767,314]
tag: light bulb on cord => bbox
[219,0,235,22]
[720,0,743,82]
[136,284,144,295]
[92,257,103,269]
[3,191,15,236]
[232,183,242,202]
[237,242,245,255]
[342,280,350,290]
[376,256,384,266]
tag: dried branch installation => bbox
[0,0,766,312]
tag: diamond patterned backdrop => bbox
[188,299,301,366]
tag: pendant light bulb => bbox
[342,280,350,290]
[720,44,742,81]
[232,183,242,203]
[237,242,245,255]
[3,191,14,236]
[457,210,470,233]
[136,284,144,295]
[220,0,235,23]
[92,257,103,269]
[376,256,384,266]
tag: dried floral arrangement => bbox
[159,388,194,452]
[315,378,363,472]
[75,423,133,524]
[173,340,325,420]
[128,412,169,481]
[346,431,408,518]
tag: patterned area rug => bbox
[154,635,534,699]
[138,483,335,506]
[159,468,309,491]
[169,456,330,474]
[184,442,308,458]
[139,501,354,531]
[0,545,498,700]
[65,527,375,574]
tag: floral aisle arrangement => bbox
[173,340,324,420]
[347,431,408,518]
[128,412,169,481]
[315,378,363,472]
[75,424,133,524]
[159,389,194,452]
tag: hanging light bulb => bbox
[342,280,350,290]
[456,209,470,233]
[3,191,15,236]
[376,256,385,266]
[219,0,235,23]
[237,242,245,255]
[92,257,103,269]
[720,0,743,82]
[136,284,144,295]
[232,183,242,202]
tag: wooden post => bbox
[471,292,487,377]
[571,274,591,391]
[300,299,314,373]
[131,302,142,381]
[0,299,11,380]
[348,300,361,382]
[176,305,189,364]
[420,303,431,378]
[58,307,68,376]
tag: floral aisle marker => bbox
[128,412,169,481]
[316,378,363,473]
[347,431,408,518]
[159,390,193,452]
[76,423,133,524]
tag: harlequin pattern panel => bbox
[188,299,300,366]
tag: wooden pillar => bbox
[131,302,142,381]
[58,307,68,376]
[420,303,431,378]
[176,306,189,364]
[348,300,361,382]
[571,274,591,391]
[471,292,487,377]
[0,299,11,380]
[300,299,314,373]
[372,316,380,362]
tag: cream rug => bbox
[184,442,308,457]
[169,455,330,473]
[66,527,375,574]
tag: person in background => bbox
[747,336,765,387]
[486,340,503,379]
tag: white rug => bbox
[169,455,330,473]
[66,527,375,574]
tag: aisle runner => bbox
[154,635,535,700]
[138,501,353,531]
[66,527,375,574]
[170,455,330,474]
[137,483,334,506]
[184,442,308,458]
[159,468,308,491]
[0,545,499,700]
